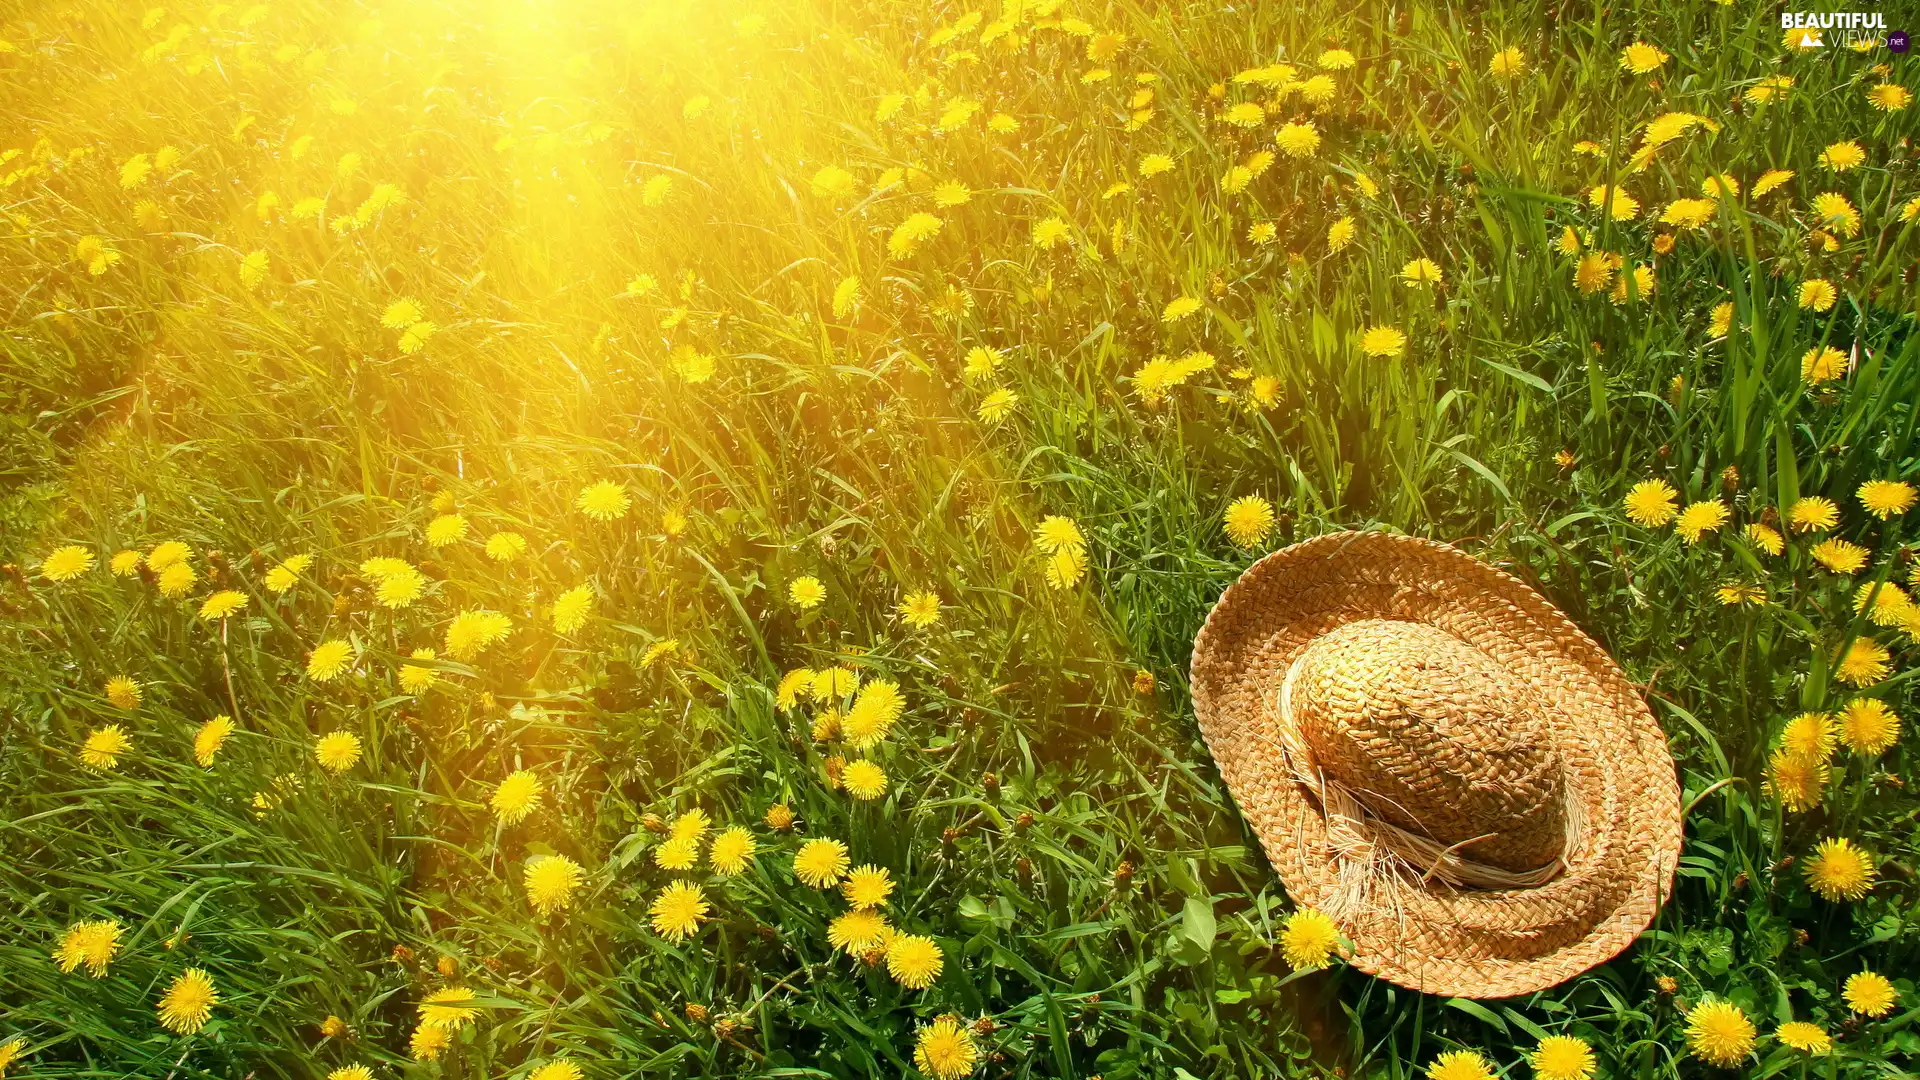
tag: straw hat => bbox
[1189,531,1681,999]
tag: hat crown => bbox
[1289,619,1568,873]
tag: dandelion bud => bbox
[684,1003,709,1023]
[1015,856,1033,880]
[972,1017,998,1036]
[1113,860,1135,889]
[642,812,668,834]
[1132,669,1155,695]
[1656,975,1678,995]
[391,944,414,963]
[436,956,458,977]
[981,771,1000,797]
[1720,465,1740,495]
[1014,812,1034,833]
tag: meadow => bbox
[1,0,1917,1077]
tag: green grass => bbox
[2,0,1918,1077]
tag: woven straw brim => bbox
[1189,531,1681,999]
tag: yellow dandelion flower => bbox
[843,679,905,749]
[575,480,630,521]
[1836,637,1890,687]
[1744,522,1784,555]
[484,531,528,561]
[550,585,594,634]
[788,576,827,609]
[1804,837,1874,901]
[1530,1035,1595,1080]
[1161,296,1202,322]
[409,1024,449,1061]
[896,590,942,629]
[55,919,122,976]
[197,590,247,620]
[527,1061,581,1080]
[1619,41,1668,73]
[1573,252,1615,294]
[1868,83,1912,111]
[886,933,943,989]
[1853,581,1911,626]
[649,881,709,942]
[157,562,197,598]
[708,826,755,875]
[1800,346,1850,385]
[418,987,478,1030]
[104,675,142,710]
[1686,1000,1755,1067]
[524,854,584,915]
[1810,538,1867,575]
[193,715,235,766]
[314,731,362,773]
[1767,747,1827,812]
[1426,1050,1494,1080]
[156,967,218,1035]
[887,212,945,257]
[444,610,512,660]
[1781,712,1836,761]
[491,770,543,825]
[1045,544,1088,589]
[1674,500,1729,543]
[913,1016,978,1080]
[1818,140,1864,172]
[843,759,888,800]
[1857,480,1915,519]
[1788,496,1840,533]
[841,864,895,909]
[398,648,439,694]
[1775,1021,1831,1054]
[1844,971,1897,1017]
[653,835,698,871]
[793,838,850,888]
[1359,326,1406,358]
[1223,496,1275,549]
[977,387,1019,424]
[1798,279,1838,312]
[1401,257,1444,286]
[827,908,889,954]
[1279,908,1341,970]
[424,513,467,548]
[263,553,312,592]
[1274,121,1320,158]
[307,639,354,681]
[1489,47,1525,77]
[1326,216,1356,252]
[1840,698,1900,755]
[1623,479,1678,526]
[80,725,130,770]
[110,549,144,576]
[39,545,94,581]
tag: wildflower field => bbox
[1,0,1917,1076]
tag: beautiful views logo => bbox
[1780,10,1891,48]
